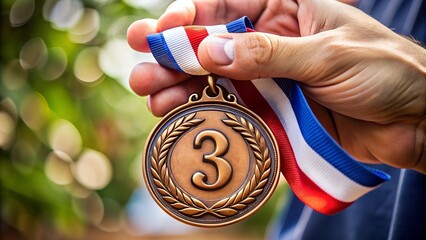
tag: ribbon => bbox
[147,16,390,215]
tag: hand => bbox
[127,0,426,173]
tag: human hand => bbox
[127,0,426,173]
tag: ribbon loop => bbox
[147,16,253,75]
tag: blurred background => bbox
[0,0,287,239]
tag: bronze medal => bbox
[143,76,280,227]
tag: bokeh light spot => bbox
[0,98,18,150]
[73,192,104,226]
[45,151,74,185]
[73,149,112,190]
[20,38,48,70]
[39,47,68,81]
[11,140,38,174]
[69,8,100,43]
[107,16,137,39]
[123,0,171,14]
[0,98,18,121]
[49,119,82,158]
[48,0,84,30]
[74,47,104,84]
[10,0,35,27]
[20,92,50,130]
[2,60,27,90]
[99,198,122,232]
[0,112,16,150]
[99,38,155,89]
[87,193,105,226]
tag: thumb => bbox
[197,32,326,81]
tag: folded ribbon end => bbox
[146,16,254,75]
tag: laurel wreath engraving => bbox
[150,112,271,218]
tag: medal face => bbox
[143,83,280,227]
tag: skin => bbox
[127,0,426,173]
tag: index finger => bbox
[157,0,197,31]
[127,1,197,53]
[127,18,158,52]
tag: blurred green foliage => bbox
[1,0,161,238]
[0,0,286,239]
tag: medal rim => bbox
[142,86,281,228]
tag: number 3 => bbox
[192,130,233,191]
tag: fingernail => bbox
[146,95,152,112]
[205,36,234,65]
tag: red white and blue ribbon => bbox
[147,16,390,215]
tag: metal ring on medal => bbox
[143,81,280,227]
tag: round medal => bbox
[143,77,280,227]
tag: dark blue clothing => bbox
[272,1,426,239]
[357,0,426,42]
[272,167,426,240]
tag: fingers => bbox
[157,0,196,31]
[127,1,196,52]
[197,31,326,81]
[127,18,158,52]
[129,63,189,96]
[129,61,206,117]
[127,0,269,57]
[148,77,206,117]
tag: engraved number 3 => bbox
[192,130,233,191]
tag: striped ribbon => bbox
[147,16,390,214]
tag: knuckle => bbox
[245,33,274,67]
